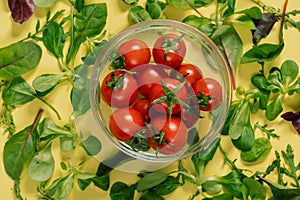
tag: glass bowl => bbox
[74,19,232,173]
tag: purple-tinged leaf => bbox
[8,0,35,24]
[252,13,278,44]
[281,111,300,134]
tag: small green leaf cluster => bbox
[1,1,108,199]
[3,110,102,199]
[222,58,300,162]
[256,144,300,199]
[108,172,181,200]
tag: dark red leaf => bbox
[281,111,300,135]
[292,119,300,135]
[8,0,35,24]
[252,13,278,44]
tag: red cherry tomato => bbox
[152,33,186,68]
[178,105,200,128]
[133,64,169,97]
[109,107,144,142]
[149,77,189,115]
[100,70,138,107]
[192,78,223,111]
[147,116,188,155]
[118,39,151,70]
[132,98,151,122]
[170,63,203,86]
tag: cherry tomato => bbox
[149,77,189,115]
[109,107,144,142]
[100,70,138,107]
[192,78,223,111]
[118,39,151,70]
[132,98,151,122]
[147,116,188,155]
[133,64,169,97]
[170,63,203,86]
[178,105,200,128]
[152,33,186,68]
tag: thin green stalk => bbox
[35,96,61,120]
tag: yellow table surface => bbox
[1,0,300,199]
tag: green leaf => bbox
[33,0,58,8]
[241,137,272,162]
[281,59,299,85]
[218,170,243,198]
[75,3,107,39]
[0,42,42,79]
[201,177,223,194]
[2,77,36,106]
[80,135,102,156]
[28,142,55,182]
[110,182,135,200]
[242,177,266,200]
[32,73,65,94]
[3,126,35,180]
[137,172,168,192]
[139,192,164,200]
[232,125,255,151]
[203,193,234,200]
[251,74,270,93]
[227,0,236,14]
[241,43,284,63]
[75,0,84,11]
[92,174,110,191]
[49,173,75,199]
[67,3,107,63]
[266,96,283,121]
[231,16,256,29]
[42,22,65,58]
[166,0,195,9]
[37,118,71,140]
[228,99,251,140]
[289,77,300,95]
[192,137,220,173]
[182,15,214,35]
[211,25,243,72]
[77,178,92,191]
[60,136,77,152]
[146,2,163,19]
[236,6,262,19]
[122,0,138,5]
[71,64,92,115]
[221,100,240,135]
[260,177,300,199]
[128,5,152,24]
[194,0,214,7]
[149,176,181,195]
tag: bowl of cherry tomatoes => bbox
[85,20,232,172]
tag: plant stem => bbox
[36,96,61,120]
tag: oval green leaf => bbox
[2,77,36,106]
[137,172,168,192]
[281,59,299,85]
[33,0,58,8]
[28,142,55,181]
[3,126,35,180]
[0,42,42,79]
[241,137,272,162]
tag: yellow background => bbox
[0,0,300,199]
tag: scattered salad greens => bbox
[1,0,300,199]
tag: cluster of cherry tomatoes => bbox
[100,33,222,155]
